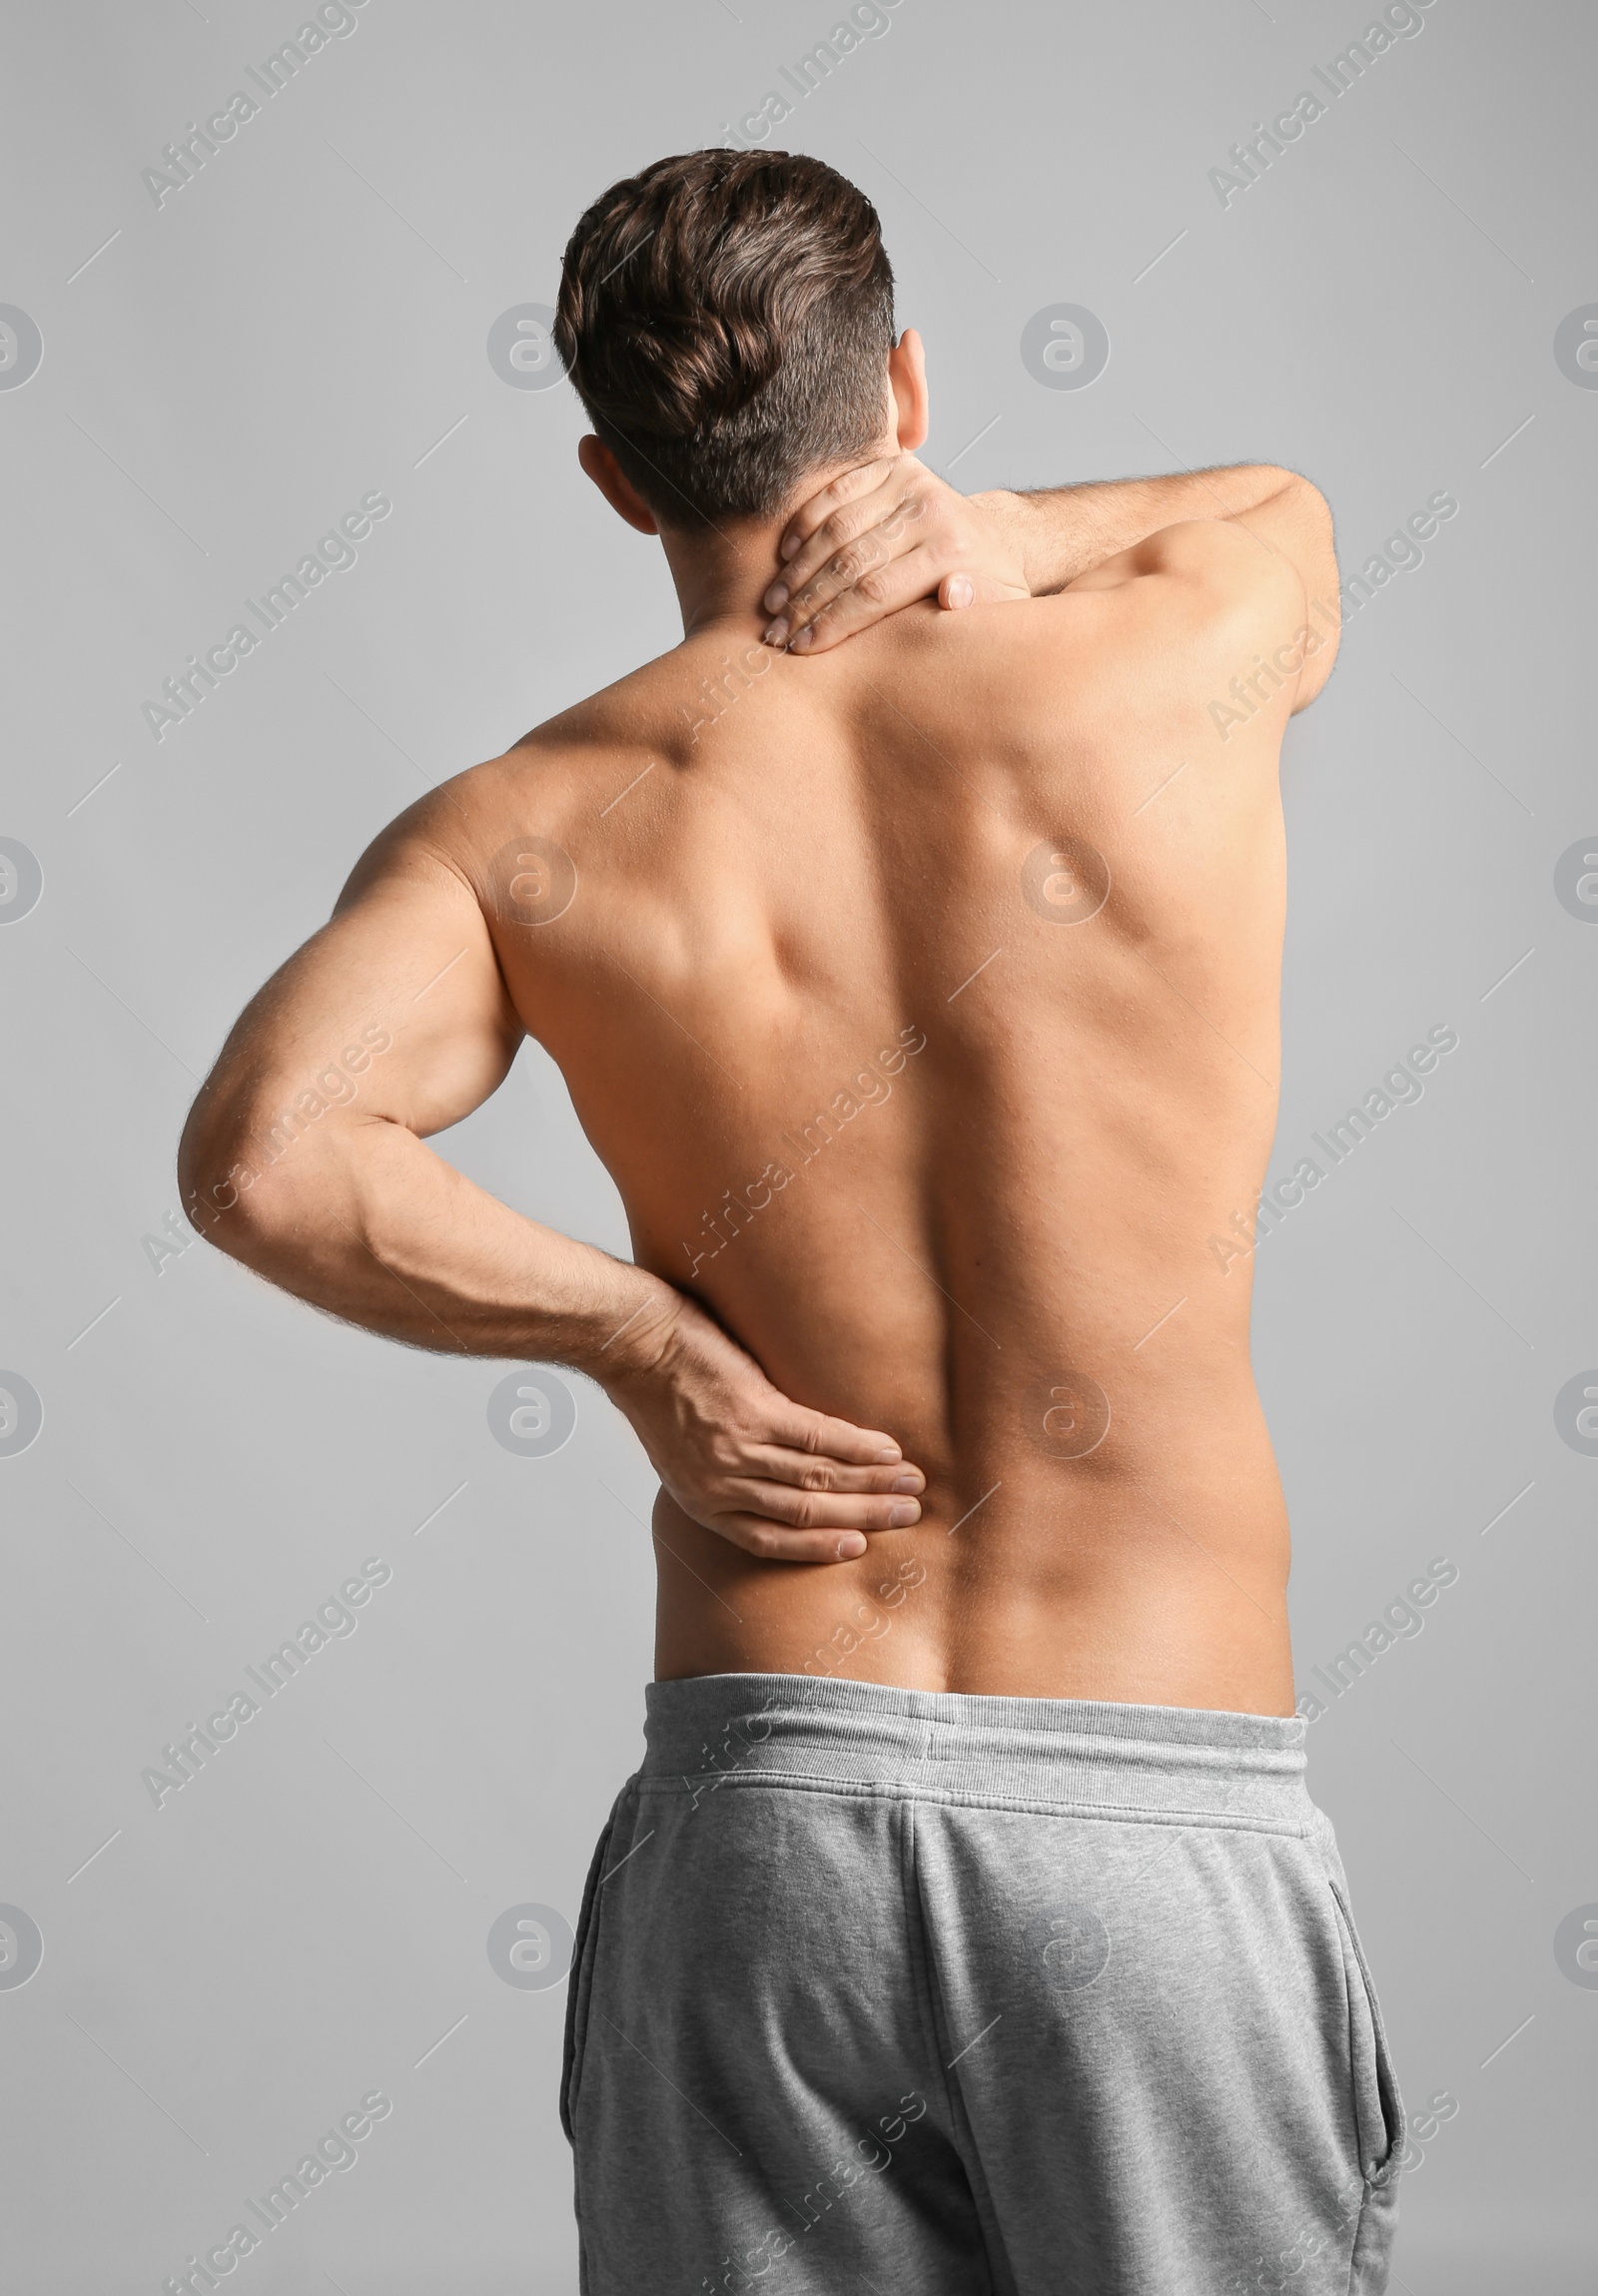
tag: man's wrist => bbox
[968,489,1038,593]
[582,1264,685,1391]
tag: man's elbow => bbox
[1268,473,1338,701]
[177,1102,308,1264]
[1279,469,1336,581]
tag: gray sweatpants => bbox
[562,1675,1403,2295]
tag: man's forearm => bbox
[975,463,1299,594]
[182,1116,678,1383]
[181,1107,924,1562]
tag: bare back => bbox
[443,525,1302,1711]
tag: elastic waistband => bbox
[642,1673,1311,1827]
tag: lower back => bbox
[493,595,1295,1713]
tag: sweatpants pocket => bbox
[560,1781,632,2143]
[1326,1878,1403,2185]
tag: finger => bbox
[742,1446,925,1496]
[784,555,1020,646]
[765,505,934,643]
[766,476,922,614]
[940,570,1028,609]
[761,1404,908,1466]
[784,544,953,653]
[724,1480,923,1532]
[776,457,903,567]
[708,1513,881,1564]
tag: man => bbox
[179,150,1401,2293]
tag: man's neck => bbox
[659,517,783,641]
[656,445,893,640]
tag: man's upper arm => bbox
[180,807,523,1218]
[1069,490,1337,714]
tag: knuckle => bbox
[854,571,891,607]
[797,1461,832,1494]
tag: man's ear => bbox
[887,329,929,455]
[577,435,660,535]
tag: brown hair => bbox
[554,150,896,528]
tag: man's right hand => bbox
[602,1290,924,1563]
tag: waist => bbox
[650,1466,1294,1712]
[642,1672,1311,1827]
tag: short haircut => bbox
[555,150,896,528]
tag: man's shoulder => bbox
[369,621,768,897]
[460,729,658,868]
[881,521,1300,701]
[499,637,728,778]
[1058,517,1304,627]
[833,526,1312,786]
[346,693,657,907]
[986,518,1312,712]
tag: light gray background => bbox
[2,0,1593,2288]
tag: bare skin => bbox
[178,332,1339,1715]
